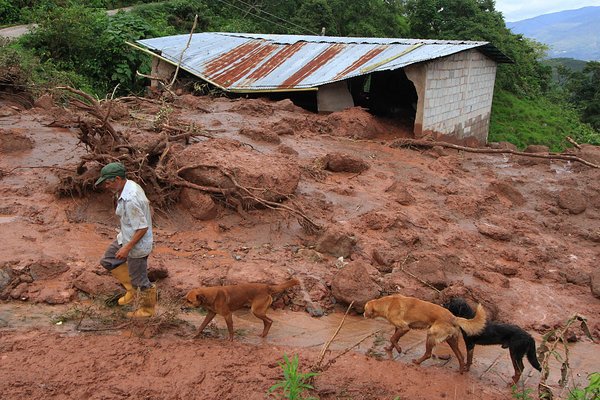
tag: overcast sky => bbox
[495,0,600,21]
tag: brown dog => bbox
[185,278,300,341]
[364,294,487,372]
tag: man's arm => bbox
[115,227,148,259]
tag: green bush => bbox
[21,5,154,95]
[568,372,600,400]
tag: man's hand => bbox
[115,245,131,259]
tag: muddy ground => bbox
[0,92,599,399]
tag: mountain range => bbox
[506,6,600,61]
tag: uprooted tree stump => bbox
[53,86,321,232]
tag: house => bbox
[132,32,511,144]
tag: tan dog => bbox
[185,278,300,341]
[364,294,486,372]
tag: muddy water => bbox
[1,302,597,395]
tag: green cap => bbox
[95,162,126,186]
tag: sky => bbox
[494,0,600,21]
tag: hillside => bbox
[1,90,599,399]
[506,6,600,61]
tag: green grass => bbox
[489,89,599,151]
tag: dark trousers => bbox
[100,240,151,289]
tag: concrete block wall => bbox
[420,49,497,143]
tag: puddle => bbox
[1,301,597,392]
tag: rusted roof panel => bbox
[136,32,511,92]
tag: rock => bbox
[385,181,415,205]
[33,94,55,110]
[331,262,381,312]
[371,248,395,273]
[0,268,12,292]
[148,267,169,282]
[589,269,600,299]
[488,181,525,206]
[239,127,281,144]
[323,152,369,173]
[36,285,75,305]
[277,145,298,155]
[563,270,590,286]
[72,270,120,296]
[475,221,512,241]
[176,139,300,208]
[10,282,28,299]
[0,129,34,153]
[315,226,357,258]
[557,189,587,214]
[28,259,69,280]
[306,303,325,317]
[179,188,218,220]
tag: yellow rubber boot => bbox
[127,284,157,318]
[110,263,135,306]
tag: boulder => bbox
[323,152,369,173]
[179,188,218,220]
[315,226,357,258]
[331,262,381,312]
[557,189,587,214]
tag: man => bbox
[95,162,157,318]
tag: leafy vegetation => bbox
[567,372,600,400]
[490,90,600,151]
[267,354,317,400]
[1,0,599,149]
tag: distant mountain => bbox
[506,6,600,61]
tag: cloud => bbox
[495,0,600,21]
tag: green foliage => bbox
[0,41,93,94]
[21,5,155,95]
[328,0,409,37]
[403,0,552,97]
[267,354,318,400]
[511,385,534,400]
[567,372,600,400]
[489,89,600,151]
[0,0,21,24]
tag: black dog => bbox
[443,298,541,384]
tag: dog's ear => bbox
[194,292,207,305]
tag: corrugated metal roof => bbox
[134,32,512,93]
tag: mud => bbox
[0,94,599,399]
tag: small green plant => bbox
[511,384,534,400]
[567,372,600,400]
[267,354,318,400]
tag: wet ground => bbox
[1,301,598,399]
[1,94,599,399]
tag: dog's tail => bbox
[526,336,542,371]
[455,303,487,336]
[268,278,300,294]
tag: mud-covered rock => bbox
[179,188,218,220]
[323,152,369,173]
[239,127,281,144]
[591,269,600,299]
[385,181,415,205]
[315,226,357,258]
[28,260,69,280]
[72,270,120,296]
[331,262,381,312]
[0,129,34,153]
[557,189,587,214]
[475,221,512,241]
[175,138,300,208]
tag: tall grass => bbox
[489,89,599,151]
